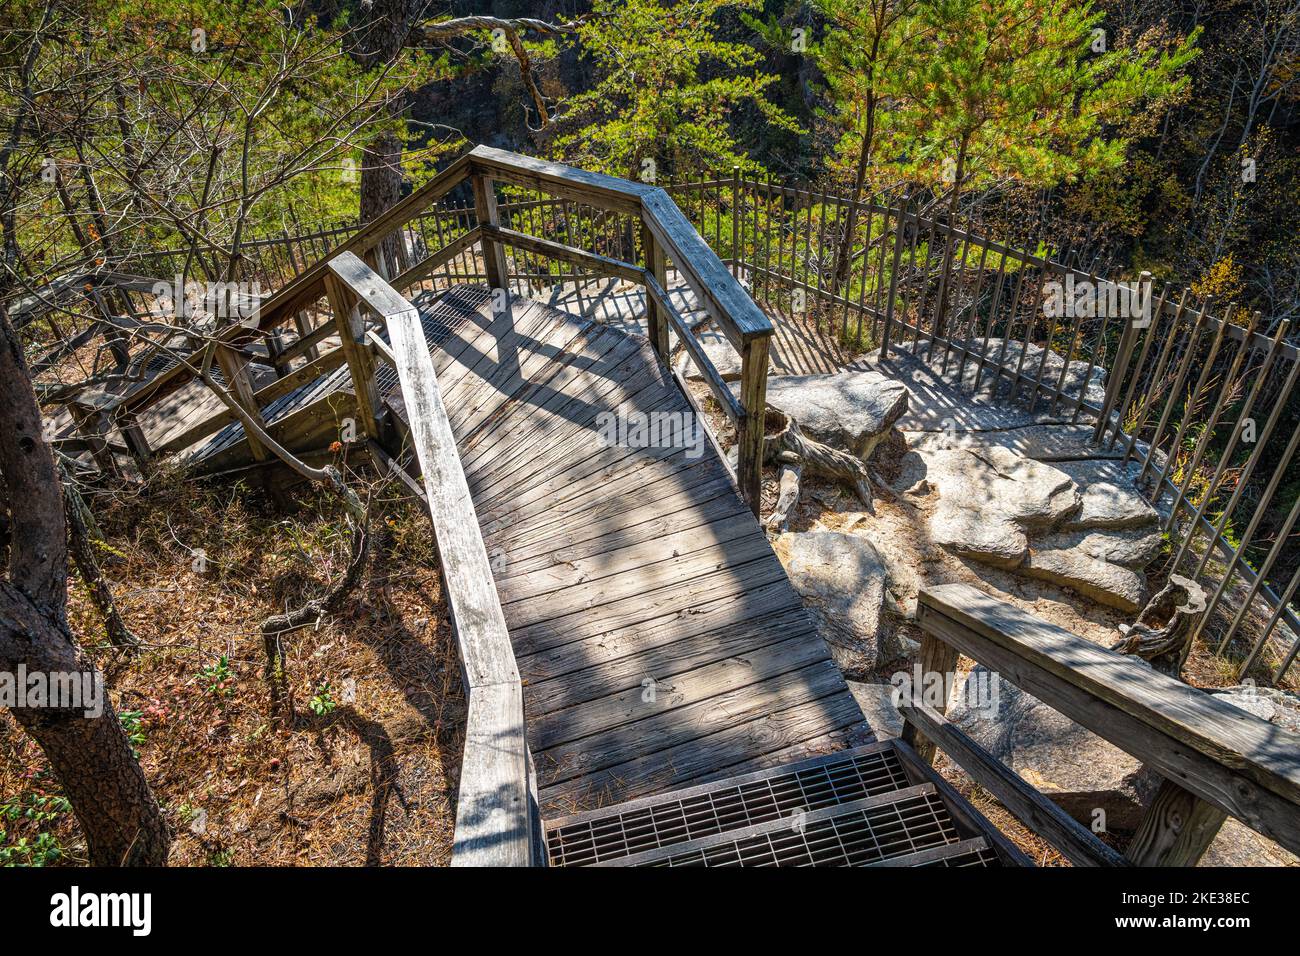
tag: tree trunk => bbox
[347,0,417,272]
[831,34,880,295]
[2,584,168,864]
[0,303,168,865]
[931,136,967,342]
[360,125,408,273]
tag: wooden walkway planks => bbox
[176,283,870,816]
[416,286,868,814]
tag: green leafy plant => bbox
[199,655,235,698]
[118,709,147,756]
[0,793,71,867]
[308,681,337,716]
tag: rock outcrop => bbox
[948,666,1156,829]
[775,531,903,675]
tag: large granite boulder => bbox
[1054,459,1161,531]
[903,431,1160,609]
[676,326,743,381]
[924,444,1081,569]
[775,531,902,675]
[756,370,909,459]
[948,666,1156,829]
[944,339,1108,407]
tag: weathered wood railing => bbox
[30,161,1300,682]
[326,250,540,866]
[902,583,1300,866]
[83,146,773,514]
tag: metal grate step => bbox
[604,784,989,867]
[543,741,1001,867]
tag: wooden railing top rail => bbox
[915,583,1300,858]
[113,146,773,411]
[326,250,535,866]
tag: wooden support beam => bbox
[1126,778,1228,866]
[472,173,509,294]
[214,344,272,466]
[898,701,1129,866]
[916,583,1300,856]
[642,223,670,363]
[736,332,771,517]
[115,409,152,471]
[291,310,319,363]
[68,403,119,479]
[899,630,961,765]
[324,272,381,441]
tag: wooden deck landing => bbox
[395,286,869,815]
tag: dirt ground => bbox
[1,464,463,867]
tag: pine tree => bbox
[875,0,1199,334]
[553,0,801,182]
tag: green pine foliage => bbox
[552,0,802,180]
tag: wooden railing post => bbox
[737,331,771,516]
[292,310,319,362]
[1126,778,1228,866]
[324,273,382,441]
[68,400,119,479]
[115,409,152,471]
[899,629,960,765]
[472,173,509,294]
[214,344,273,468]
[642,224,670,362]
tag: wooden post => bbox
[292,310,319,363]
[115,409,152,471]
[324,273,382,441]
[899,630,961,765]
[214,344,273,466]
[737,332,771,516]
[1126,778,1228,866]
[642,224,670,362]
[69,402,119,479]
[472,173,509,294]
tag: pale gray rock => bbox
[907,422,1128,461]
[1211,685,1300,735]
[1021,547,1147,612]
[952,339,1108,407]
[776,531,902,674]
[948,666,1155,829]
[847,681,904,739]
[1034,528,1164,571]
[676,326,742,381]
[1054,459,1159,531]
[924,444,1081,568]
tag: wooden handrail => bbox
[326,250,539,866]
[65,146,773,513]
[906,582,1300,865]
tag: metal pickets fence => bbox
[122,167,1300,685]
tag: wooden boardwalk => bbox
[171,282,871,816]
[388,286,868,815]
